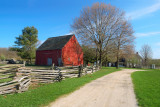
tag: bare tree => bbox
[121,45,135,60]
[101,41,117,65]
[71,3,126,66]
[0,48,21,60]
[140,44,152,66]
[114,21,135,69]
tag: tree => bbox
[0,54,6,61]
[13,26,38,64]
[82,45,97,65]
[140,44,152,66]
[71,3,126,66]
[150,59,160,67]
[114,21,135,69]
[101,42,117,66]
[121,45,135,65]
[0,48,21,60]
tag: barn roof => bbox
[135,52,142,59]
[37,34,74,51]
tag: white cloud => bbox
[135,32,160,37]
[127,1,160,20]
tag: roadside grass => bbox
[0,67,120,107]
[132,69,160,107]
[121,67,147,70]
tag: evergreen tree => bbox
[14,26,38,64]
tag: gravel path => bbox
[48,69,141,107]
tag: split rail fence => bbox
[0,65,31,95]
[0,65,99,95]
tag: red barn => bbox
[36,34,83,66]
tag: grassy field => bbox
[132,69,160,107]
[0,67,119,107]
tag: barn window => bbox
[78,58,80,61]
[68,58,70,61]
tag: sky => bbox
[0,0,160,59]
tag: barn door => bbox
[47,58,52,66]
[58,58,62,66]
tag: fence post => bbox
[57,66,62,82]
[23,61,26,67]
[96,66,99,71]
[92,66,93,73]
[78,65,82,77]
[16,83,20,93]
[52,63,55,70]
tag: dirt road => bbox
[49,69,141,107]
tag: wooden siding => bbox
[36,49,62,66]
[62,35,83,66]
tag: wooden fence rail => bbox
[0,65,30,95]
[31,70,59,83]
[0,76,31,95]
[16,66,99,84]
[0,65,99,95]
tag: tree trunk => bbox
[116,54,119,69]
[99,47,102,67]
[96,48,98,66]
[116,45,120,69]
[30,58,32,64]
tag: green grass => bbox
[0,78,13,83]
[0,67,119,107]
[0,73,15,83]
[121,67,149,70]
[0,64,5,66]
[0,74,14,83]
[132,69,160,107]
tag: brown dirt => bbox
[48,69,142,107]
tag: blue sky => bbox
[0,0,160,59]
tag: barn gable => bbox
[37,34,73,51]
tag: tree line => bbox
[0,48,21,61]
